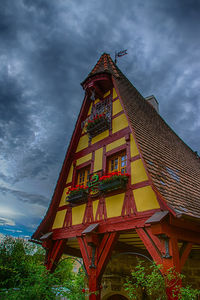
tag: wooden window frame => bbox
[76,165,90,187]
[107,150,127,174]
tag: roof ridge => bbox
[87,53,120,79]
[107,55,120,77]
[90,55,103,74]
[103,53,108,70]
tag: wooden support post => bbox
[137,221,199,300]
[136,227,182,300]
[78,232,119,300]
[44,239,65,272]
[88,269,101,300]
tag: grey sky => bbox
[0,0,200,237]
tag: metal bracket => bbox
[89,245,96,269]
[159,234,172,259]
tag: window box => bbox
[67,189,88,205]
[86,114,109,137]
[99,174,129,193]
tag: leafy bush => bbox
[0,236,85,299]
[124,260,200,300]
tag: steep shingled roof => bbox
[89,52,120,78]
[90,53,200,219]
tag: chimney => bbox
[145,95,159,113]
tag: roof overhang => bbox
[81,72,113,99]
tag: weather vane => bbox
[114,49,128,64]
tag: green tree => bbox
[0,236,85,299]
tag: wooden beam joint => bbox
[78,231,119,299]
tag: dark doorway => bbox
[107,295,128,300]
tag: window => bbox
[77,167,90,187]
[108,152,127,174]
[94,97,111,115]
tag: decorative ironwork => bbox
[82,96,112,140]
[158,234,172,259]
[88,171,103,197]
[86,115,109,138]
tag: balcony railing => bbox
[82,97,112,139]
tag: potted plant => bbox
[99,171,129,193]
[66,185,88,205]
[85,113,109,137]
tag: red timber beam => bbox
[136,227,181,300]
[136,220,198,300]
[179,242,193,271]
[53,214,150,240]
[78,231,119,300]
[43,239,65,272]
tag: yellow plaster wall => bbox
[72,204,86,225]
[105,193,124,218]
[93,148,103,172]
[76,135,89,152]
[130,134,139,157]
[112,114,129,134]
[76,153,92,166]
[104,90,110,98]
[59,187,70,207]
[131,159,148,184]
[94,98,100,104]
[91,130,109,145]
[88,103,92,116]
[93,200,99,219]
[112,99,123,116]
[113,88,117,99]
[52,210,66,229]
[81,128,85,135]
[133,186,160,212]
[66,164,73,184]
[106,137,126,152]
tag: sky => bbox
[0,0,200,239]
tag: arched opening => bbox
[102,252,152,300]
[107,295,129,300]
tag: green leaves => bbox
[124,261,166,300]
[0,236,85,299]
[124,260,200,300]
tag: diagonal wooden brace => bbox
[45,239,65,272]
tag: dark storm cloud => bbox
[0,0,200,234]
[0,186,48,206]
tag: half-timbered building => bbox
[32,53,200,300]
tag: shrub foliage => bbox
[0,236,85,299]
[124,260,200,300]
